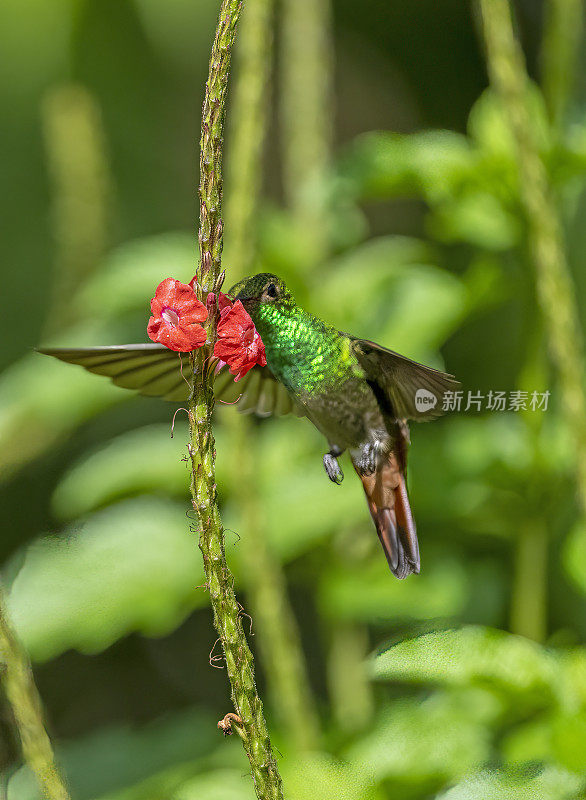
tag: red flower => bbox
[147,278,208,352]
[217,292,233,313]
[213,298,266,381]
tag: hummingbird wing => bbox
[350,338,460,421]
[39,345,303,418]
[214,358,304,417]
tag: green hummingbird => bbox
[41,272,459,579]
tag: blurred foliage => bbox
[6,497,205,661]
[1,0,586,799]
[8,707,220,800]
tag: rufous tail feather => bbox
[353,453,420,579]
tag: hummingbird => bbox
[41,273,459,579]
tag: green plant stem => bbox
[42,84,110,334]
[224,0,320,751]
[327,623,373,734]
[511,327,550,642]
[0,588,70,800]
[280,0,333,266]
[541,0,584,129]
[197,2,242,295]
[225,0,273,276]
[188,2,284,798]
[510,518,548,642]
[479,0,586,520]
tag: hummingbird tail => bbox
[354,454,420,579]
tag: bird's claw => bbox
[324,452,344,484]
[355,442,379,475]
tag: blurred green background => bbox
[2,0,586,798]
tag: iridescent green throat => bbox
[252,302,357,395]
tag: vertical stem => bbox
[42,84,110,333]
[510,519,548,642]
[0,588,70,800]
[225,0,273,276]
[197,3,241,294]
[511,328,550,642]
[188,2,284,798]
[479,0,586,519]
[327,624,373,734]
[225,0,320,751]
[280,0,333,266]
[541,0,584,129]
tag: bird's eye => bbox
[265,283,278,298]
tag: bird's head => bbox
[228,273,295,321]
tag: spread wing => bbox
[39,345,303,418]
[350,338,460,421]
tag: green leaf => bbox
[6,497,205,660]
[501,717,552,766]
[347,689,499,784]
[503,707,586,773]
[372,264,466,356]
[318,236,433,320]
[468,87,551,158]
[169,770,255,800]
[282,754,378,800]
[371,626,558,700]
[436,766,585,800]
[338,130,474,203]
[551,711,586,773]
[429,191,520,250]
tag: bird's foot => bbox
[355,442,379,475]
[323,452,344,484]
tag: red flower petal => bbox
[213,300,266,380]
[148,278,266,367]
[218,292,233,313]
[147,278,208,352]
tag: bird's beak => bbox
[227,279,259,303]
